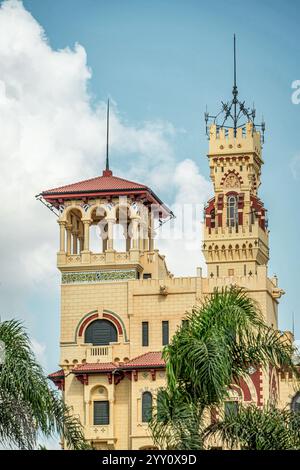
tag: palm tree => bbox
[0,319,88,450]
[205,403,300,450]
[150,287,298,449]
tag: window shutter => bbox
[162,321,169,346]
[142,392,152,422]
[142,322,149,347]
[93,400,109,425]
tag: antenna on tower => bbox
[106,98,110,171]
[233,33,238,136]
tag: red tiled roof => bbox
[71,352,165,374]
[48,369,64,378]
[42,172,147,195]
[73,362,116,373]
[125,351,165,368]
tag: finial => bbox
[103,98,112,176]
[204,35,266,143]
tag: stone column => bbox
[131,217,139,250]
[58,221,66,253]
[72,230,79,255]
[106,218,116,251]
[82,219,91,252]
[66,224,72,254]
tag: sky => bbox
[0,0,300,376]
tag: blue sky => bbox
[1,0,300,372]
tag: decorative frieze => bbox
[62,269,137,284]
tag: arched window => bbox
[85,319,117,345]
[227,195,238,227]
[291,393,300,413]
[142,391,153,422]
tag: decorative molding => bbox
[62,269,137,284]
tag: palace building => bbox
[41,45,299,449]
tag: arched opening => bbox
[227,195,238,227]
[114,205,131,252]
[85,319,117,345]
[90,206,108,253]
[291,392,300,413]
[142,391,153,422]
[65,208,84,255]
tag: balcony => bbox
[86,345,113,362]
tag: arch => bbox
[142,391,153,422]
[85,319,117,345]
[76,309,128,342]
[220,169,243,188]
[291,392,300,412]
[60,204,85,222]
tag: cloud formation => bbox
[0,0,211,349]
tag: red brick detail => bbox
[251,367,263,406]
[107,373,113,385]
[103,312,123,335]
[220,170,243,187]
[236,377,252,401]
[76,374,89,386]
[78,313,98,337]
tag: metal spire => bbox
[233,33,238,136]
[204,34,266,144]
[106,98,110,171]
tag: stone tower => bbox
[202,122,269,279]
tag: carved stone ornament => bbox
[224,173,240,189]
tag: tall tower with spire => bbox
[203,36,269,280]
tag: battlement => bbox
[208,122,262,159]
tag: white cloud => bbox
[0,1,211,321]
[157,159,212,276]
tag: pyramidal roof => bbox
[42,170,147,195]
[40,169,171,216]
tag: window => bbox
[228,268,234,276]
[291,393,300,413]
[85,319,117,346]
[142,392,152,422]
[227,195,238,227]
[225,401,238,417]
[216,265,219,277]
[162,321,169,346]
[142,322,149,347]
[143,273,152,279]
[182,319,189,328]
[93,400,109,425]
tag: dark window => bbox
[94,401,109,425]
[182,319,189,328]
[142,322,149,347]
[85,319,117,346]
[292,393,300,413]
[162,321,169,346]
[143,273,152,279]
[142,392,152,422]
[225,401,238,417]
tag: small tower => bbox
[203,36,268,278]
